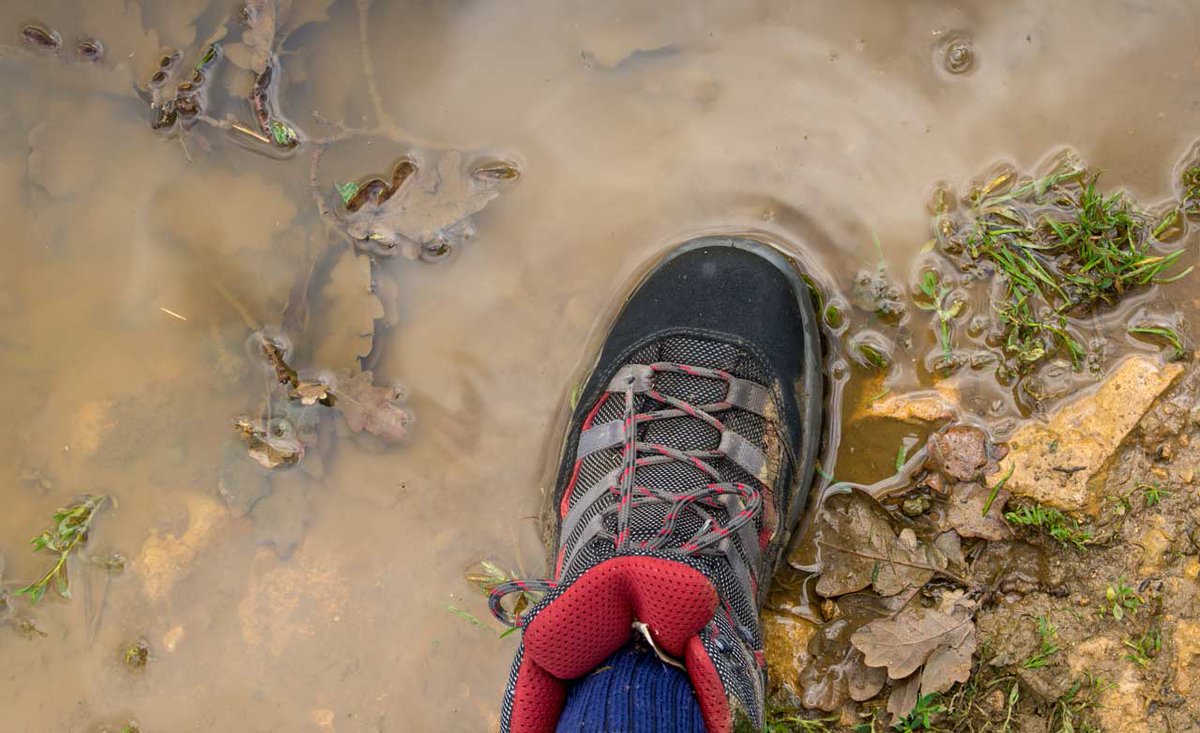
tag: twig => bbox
[231,121,270,144]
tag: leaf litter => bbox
[813,489,958,598]
[309,250,384,371]
[342,151,520,261]
[802,424,1019,722]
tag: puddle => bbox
[1,1,1198,730]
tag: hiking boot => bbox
[490,236,824,732]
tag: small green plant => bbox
[466,560,544,638]
[1105,578,1142,621]
[1136,482,1169,508]
[982,464,1015,516]
[1123,629,1161,667]
[335,181,360,206]
[913,270,965,361]
[122,639,150,669]
[1004,502,1091,549]
[760,704,837,733]
[892,693,946,732]
[446,603,483,627]
[1022,614,1060,669]
[16,495,109,604]
[1050,676,1105,733]
[1181,166,1200,215]
[856,341,891,370]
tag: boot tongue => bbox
[523,556,718,679]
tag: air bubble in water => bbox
[942,37,976,75]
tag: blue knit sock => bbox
[556,643,706,733]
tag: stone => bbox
[762,610,819,703]
[1068,637,1150,732]
[854,387,958,426]
[137,495,228,601]
[1136,517,1174,576]
[998,356,1184,515]
[1183,557,1200,582]
[1174,620,1200,695]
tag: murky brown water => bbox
[1,1,1198,730]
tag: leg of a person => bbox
[555,644,706,733]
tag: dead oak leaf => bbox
[291,381,334,406]
[234,417,303,469]
[943,481,1011,541]
[344,150,518,259]
[815,489,950,598]
[887,673,921,725]
[309,250,383,371]
[334,370,412,443]
[799,619,887,712]
[238,0,278,74]
[850,605,976,685]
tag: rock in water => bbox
[998,355,1184,515]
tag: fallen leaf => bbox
[932,532,968,578]
[276,0,336,39]
[238,0,278,74]
[279,399,333,480]
[292,381,334,406]
[815,490,950,598]
[251,472,315,559]
[887,673,921,724]
[943,481,1011,540]
[217,437,272,516]
[851,604,976,682]
[344,150,518,260]
[799,619,887,711]
[309,250,383,370]
[920,626,975,694]
[234,417,304,469]
[334,370,413,443]
[260,334,299,387]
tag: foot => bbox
[491,236,824,732]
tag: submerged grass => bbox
[1127,325,1188,361]
[940,153,1192,374]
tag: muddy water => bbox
[1,1,1198,730]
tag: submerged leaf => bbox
[344,150,518,259]
[799,619,887,712]
[234,417,303,469]
[238,0,278,74]
[292,381,335,406]
[250,472,315,559]
[310,251,383,370]
[217,438,272,516]
[334,370,413,443]
[814,490,949,598]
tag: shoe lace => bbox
[489,361,767,628]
